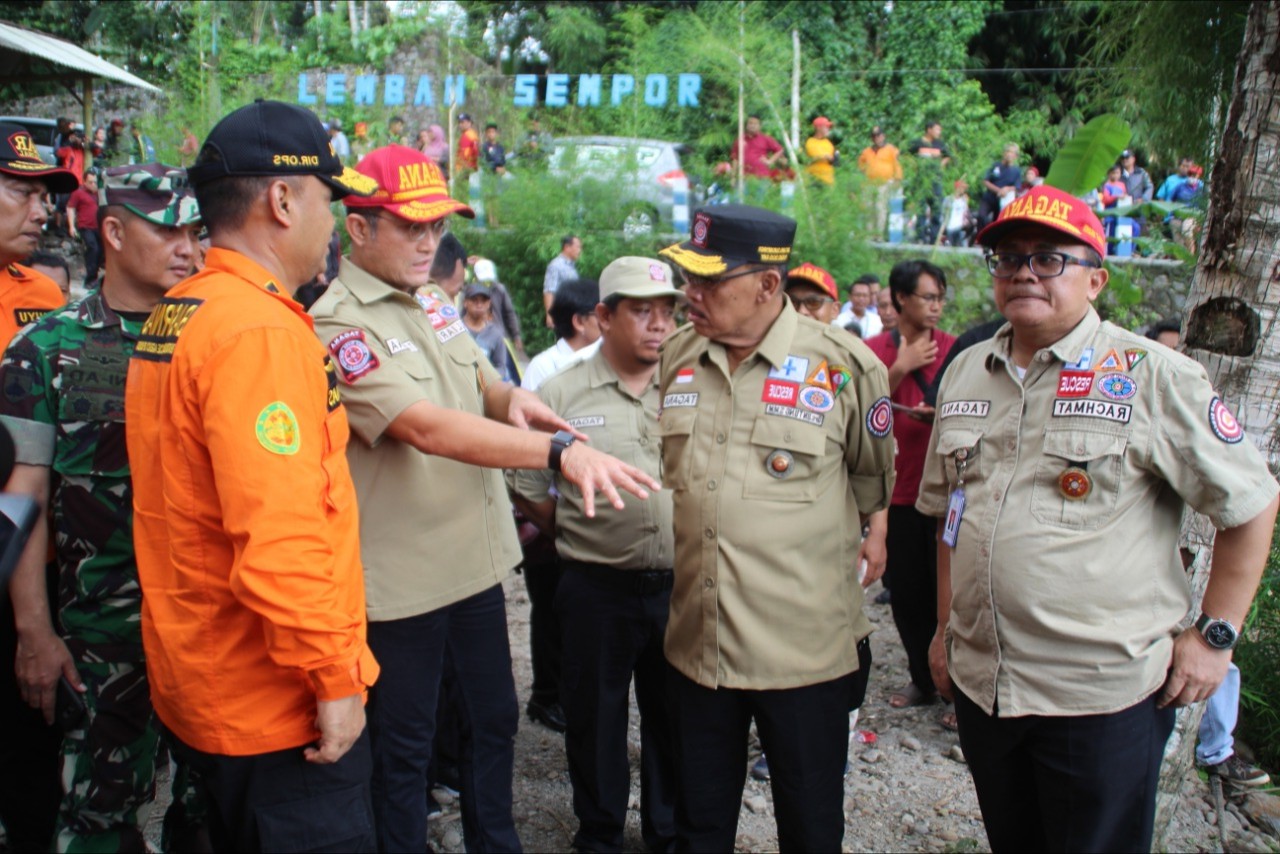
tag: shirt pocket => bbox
[1030,428,1129,531]
[656,406,696,491]
[935,428,986,487]
[742,416,828,502]
[321,409,355,514]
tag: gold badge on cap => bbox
[1058,466,1092,501]
[765,449,794,479]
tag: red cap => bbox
[812,116,833,128]
[786,262,837,300]
[345,145,475,221]
[975,184,1106,257]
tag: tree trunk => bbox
[348,0,359,46]
[1154,1,1280,848]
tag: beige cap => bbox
[599,256,683,302]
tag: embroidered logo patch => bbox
[1064,347,1094,371]
[1208,396,1244,444]
[1095,348,1125,373]
[799,386,834,413]
[762,378,799,407]
[938,400,991,419]
[806,360,833,391]
[830,364,853,397]
[256,401,300,455]
[768,355,810,383]
[1125,349,1147,370]
[1056,370,1094,398]
[1097,373,1137,401]
[867,396,893,437]
[329,329,380,382]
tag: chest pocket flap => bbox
[935,428,985,485]
[657,406,697,490]
[1031,428,1129,530]
[743,415,828,502]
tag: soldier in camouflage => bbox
[0,164,204,852]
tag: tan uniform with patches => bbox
[917,309,1279,717]
[310,257,520,621]
[658,300,895,690]
[509,348,673,569]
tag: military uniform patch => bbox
[1057,370,1093,398]
[798,386,834,413]
[1208,396,1244,444]
[329,328,380,383]
[762,378,799,407]
[867,396,893,437]
[1097,373,1137,401]
[830,364,853,397]
[255,401,301,455]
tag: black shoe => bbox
[526,700,567,733]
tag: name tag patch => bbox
[764,403,824,426]
[762,378,799,407]
[13,307,51,326]
[133,297,205,363]
[437,321,466,344]
[329,328,380,382]
[1051,398,1132,424]
[663,392,699,408]
[386,338,418,354]
[567,415,605,429]
[1056,370,1094,398]
[938,400,990,419]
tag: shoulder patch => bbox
[13,307,53,327]
[256,401,300,455]
[1208,396,1244,444]
[323,355,341,411]
[328,328,380,383]
[133,297,205,363]
[866,396,893,437]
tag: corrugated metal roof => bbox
[0,20,161,92]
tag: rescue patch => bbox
[676,368,694,384]
[13,307,52,326]
[255,401,300,455]
[1208,396,1244,444]
[938,400,991,419]
[567,415,605,429]
[799,386,834,413]
[1095,348,1125,373]
[867,396,893,437]
[1125,349,1147,370]
[663,392,699,408]
[1097,373,1137,401]
[764,403,824,426]
[1056,370,1094,398]
[1064,347,1094,371]
[762,378,799,407]
[133,297,205,363]
[1051,398,1132,424]
[768,355,810,383]
[328,329,380,383]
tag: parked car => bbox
[545,136,704,238]
[0,116,83,165]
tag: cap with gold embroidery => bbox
[659,204,795,277]
[344,145,475,222]
[785,262,837,300]
[975,184,1106,257]
[0,122,78,192]
[186,100,376,200]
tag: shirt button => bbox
[704,577,715,589]
[704,527,715,539]
[632,399,641,407]
[784,431,793,442]
[639,436,650,446]
[707,479,717,491]
[716,433,727,444]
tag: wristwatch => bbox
[548,430,577,473]
[1194,612,1239,650]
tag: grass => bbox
[1236,517,1280,772]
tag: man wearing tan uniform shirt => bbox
[919,184,1279,852]
[510,255,681,853]
[657,205,895,852]
[309,145,658,853]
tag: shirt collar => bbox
[336,256,418,308]
[585,346,659,398]
[985,307,1101,372]
[73,287,118,330]
[753,298,799,370]
[202,247,314,329]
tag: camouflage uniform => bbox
[0,164,204,853]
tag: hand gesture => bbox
[305,694,366,764]
[506,387,586,439]
[1157,630,1231,708]
[558,442,660,517]
[895,335,938,373]
[15,629,83,725]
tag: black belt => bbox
[562,559,674,595]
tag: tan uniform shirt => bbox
[508,349,673,570]
[917,309,1279,717]
[659,301,895,690]
[311,258,521,621]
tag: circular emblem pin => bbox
[1208,396,1244,444]
[1097,373,1137,401]
[337,336,374,374]
[799,386,834,413]
[866,396,893,438]
[765,449,794,478]
[1058,466,1092,500]
[692,215,710,246]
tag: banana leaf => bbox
[1098,200,1202,220]
[1045,115,1132,196]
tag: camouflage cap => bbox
[100,163,201,226]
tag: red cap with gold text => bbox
[975,184,1107,257]
[345,145,475,221]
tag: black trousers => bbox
[955,689,1175,853]
[80,228,101,286]
[667,667,860,853]
[885,504,938,696]
[556,562,676,852]
[521,553,563,706]
[165,727,375,853]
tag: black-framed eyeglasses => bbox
[369,214,449,243]
[680,266,767,291]
[908,291,947,306]
[986,251,1101,278]
[788,293,835,312]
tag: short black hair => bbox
[561,234,579,250]
[550,278,600,340]
[853,273,880,287]
[1146,317,1181,341]
[389,115,405,125]
[485,123,498,132]
[192,147,279,236]
[888,259,946,312]
[431,232,468,282]
[27,250,68,274]
[925,119,941,131]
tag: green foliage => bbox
[1236,518,1280,772]
[1044,114,1131,195]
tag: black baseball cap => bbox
[186,100,377,199]
[660,204,796,276]
[0,122,78,192]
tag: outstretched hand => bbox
[558,442,660,517]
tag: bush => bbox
[1236,518,1280,771]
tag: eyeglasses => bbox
[908,291,947,306]
[788,293,835,312]
[680,266,767,291]
[369,214,449,243]
[986,251,1101,278]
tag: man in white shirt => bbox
[524,277,601,392]
[835,275,883,338]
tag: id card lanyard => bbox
[941,447,968,548]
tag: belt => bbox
[562,559,674,595]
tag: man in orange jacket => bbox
[124,101,381,851]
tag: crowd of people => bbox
[0,99,1275,854]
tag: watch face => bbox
[1205,621,1236,649]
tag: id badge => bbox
[941,487,965,548]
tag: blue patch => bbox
[1064,347,1094,371]
[1097,373,1137,401]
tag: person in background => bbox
[482,124,507,175]
[543,234,582,325]
[731,115,787,181]
[420,124,449,175]
[976,143,1021,229]
[426,232,468,304]
[351,121,373,161]
[1156,157,1195,201]
[457,114,480,175]
[472,258,525,361]
[804,117,838,186]
[460,283,514,383]
[103,119,125,165]
[126,124,155,165]
[1019,165,1043,196]
[525,278,602,394]
[26,251,71,301]
[943,179,973,248]
[65,170,101,287]
[328,118,351,159]
[1120,148,1154,202]
[520,116,554,168]
[876,286,899,332]
[783,262,840,325]
[836,275,884,338]
[907,121,952,244]
[387,115,408,147]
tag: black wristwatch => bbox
[548,430,577,473]
[1194,612,1239,650]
